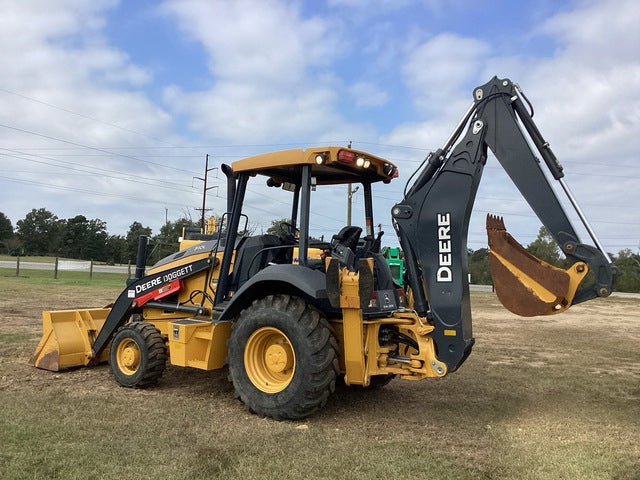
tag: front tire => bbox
[228,295,338,420]
[109,322,167,388]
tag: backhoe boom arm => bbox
[392,76,617,372]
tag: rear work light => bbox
[338,150,356,163]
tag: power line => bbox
[0,87,213,163]
[0,174,197,208]
[0,122,200,175]
[0,150,199,193]
[10,153,206,158]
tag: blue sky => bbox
[1,0,639,254]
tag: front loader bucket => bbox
[31,308,111,371]
[486,215,588,317]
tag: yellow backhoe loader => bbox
[32,77,618,419]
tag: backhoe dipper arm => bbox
[392,76,617,372]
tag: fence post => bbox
[16,256,20,277]
[54,257,59,279]
[90,260,94,280]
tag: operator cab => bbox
[216,146,403,314]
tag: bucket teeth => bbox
[486,214,506,232]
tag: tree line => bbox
[0,208,197,266]
[1,209,638,292]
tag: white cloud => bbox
[164,81,357,142]
[402,34,491,116]
[160,0,370,143]
[539,0,639,66]
[349,82,389,108]
[162,0,339,84]
[0,1,195,236]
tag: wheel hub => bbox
[265,343,293,373]
[244,327,296,393]
[117,340,140,375]
[122,346,140,368]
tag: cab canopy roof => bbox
[230,146,398,186]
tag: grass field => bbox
[0,268,128,287]
[0,275,638,479]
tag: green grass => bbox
[0,267,128,288]
[1,285,638,480]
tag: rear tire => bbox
[228,295,338,420]
[109,322,167,388]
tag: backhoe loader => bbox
[32,77,618,419]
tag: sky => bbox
[1,0,638,254]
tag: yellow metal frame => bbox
[328,260,447,386]
[167,319,231,370]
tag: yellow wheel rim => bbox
[244,327,295,393]
[116,339,141,376]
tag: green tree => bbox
[0,212,14,253]
[526,226,562,265]
[468,248,491,285]
[611,249,640,293]
[125,221,152,264]
[105,235,127,265]
[59,215,108,260]
[16,208,62,255]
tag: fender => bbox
[218,264,333,321]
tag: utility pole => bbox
[194,154,218,231]
[346,140,358,226]
[347,184,359,226]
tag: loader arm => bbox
[392,76,617,372]
[90,257,214,359]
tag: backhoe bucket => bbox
[31,308,111,371]
[486,215,587,317]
